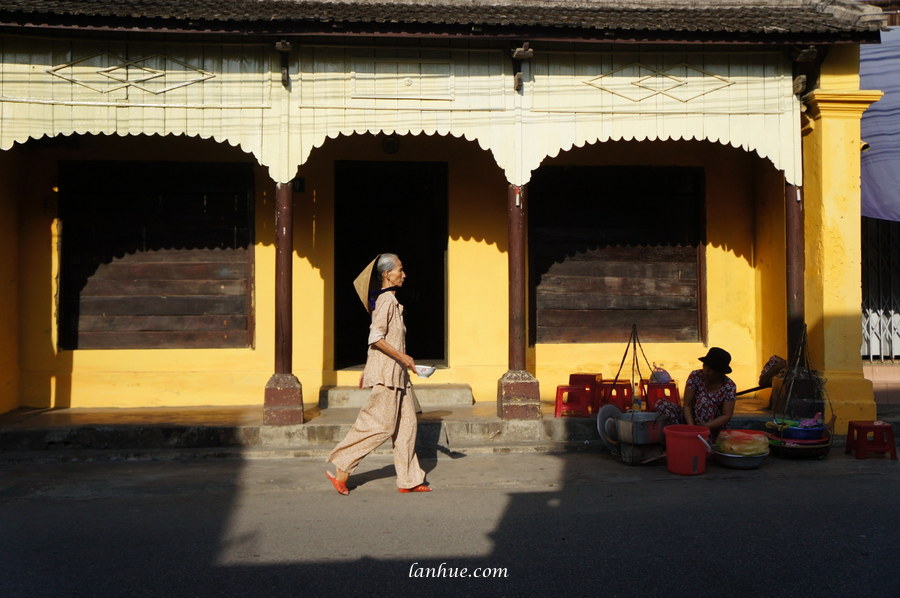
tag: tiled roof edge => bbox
[812,0,889,30]
[0,1,887,35]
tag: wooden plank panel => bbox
[538,276,698,297]
[540,260,696,279]
[76,331,248,350]
[120,249,248,263]
[58,161,254,350]
[78,315,247,332]
[77,262,248,280]
[538,309,698,328]
[82,279,247,296]
[78,295,247,316]
[537,325,699,344]
[529,165,704,343]
[537,293,697,310]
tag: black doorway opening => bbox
[334,161,448,369]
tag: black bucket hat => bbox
[699,347,732,374]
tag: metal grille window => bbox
[58,161,255,350]
[862,216,900,362]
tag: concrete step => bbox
[3,406,894,464]
[257,415,601,448]
[320,384,474,408]
[0,410,598,458]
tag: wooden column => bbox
[785,183,805,362]
[497,184,541,419]
[264,182,304,425]
[508,184,528,371]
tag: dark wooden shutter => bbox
[530,165,704,344]
[58,162,254,350]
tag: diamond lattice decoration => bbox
[48,54,214,94]
[585,62,733,103]
[97,63,165,90]
[47,52,131,93]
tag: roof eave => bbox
[0,14,883,45]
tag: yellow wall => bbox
[301,135,786,405]
[14,136,276,409]
[752,161,790,409]
[10,133,514,410]
[0,152,20,413]
[7,132,790,413]
[296,134,511,403]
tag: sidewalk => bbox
[1,400,898,463]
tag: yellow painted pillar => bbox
[802,48,882,433]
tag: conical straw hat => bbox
[352,255,381,313]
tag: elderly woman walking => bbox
[326,253,431,495]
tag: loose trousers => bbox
[327,383,425,489]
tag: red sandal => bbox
[398,484,432,493]
[326,471,349,495]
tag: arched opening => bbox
[57,160,255,350]
[529,164,706,344]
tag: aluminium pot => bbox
[611,411,667,445]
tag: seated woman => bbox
[656,347,736,438]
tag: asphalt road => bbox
[1,450,898,598]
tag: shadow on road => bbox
[2,447,899,597]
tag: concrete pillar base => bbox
[822,372,876,434]
[497,370,541,420]
[264,373,304,426]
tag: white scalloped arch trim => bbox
[4,129,257,156]
[522,130,800,187]
[3,121,800,188]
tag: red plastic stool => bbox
[598,380,633,412]
[569,373,603,414]
[845,421,897,460]
[642,382,680,412]
[554,385,592,418]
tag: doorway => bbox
[334,161,448,369]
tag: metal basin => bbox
[711,448,768,469]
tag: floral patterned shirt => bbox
[686,369,736,424]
